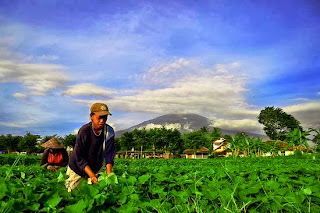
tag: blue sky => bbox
[0,0,319,137]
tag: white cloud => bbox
[68,57,320,133]
[0,122,25,128]
[285,102,320,112]
[0,56,69,96]
[63,83,117,97]
[228,109,260,119]
[73,128,79,135]
[141,58,197,86]
[138,123,182,131]
[213,118,263,133]
[292,98,310,102]
[72,59,250,123]
[26,54,60,62]
[138,123,163,130]
[108,74,248,117]
[141,58,242,87]
[0,120,34,128]
[317,92,320,95]
[284,102,320,130]
[13,93,27,98]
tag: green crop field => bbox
[1,155,320,212]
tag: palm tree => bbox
[286,128,310,150]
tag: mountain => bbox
[115,113,268,139]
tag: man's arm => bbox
[85,165,98,184]
[106,163,112,174]
[104,134,115,171]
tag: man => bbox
[65,102,115,192]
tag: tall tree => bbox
[183,130,208,154]
[166,129,183,153]
[286,128,310,149]
[209,128,222,141]
[0,134,21,152]
[258,106,302,140]
[114,137,121,152]
[62,134,76,148]
[19,132,40,153]
[120,132,134,151]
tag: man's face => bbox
[91,114,108,130]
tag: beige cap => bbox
[90,102,112,116]
[41,137,65,149]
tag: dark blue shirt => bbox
[69,122,115,177]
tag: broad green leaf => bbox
[246,186,260,195]
[0,182,8,200]
[303,188,312,195]
[195,190,203,196]
[46,192,62,207]
[130,193,139,202]
[57,172,65,182]
[20,171,25,179]
[122,186,135,195]
[266,180,280,190]
[88,185,99,197]
[275,187,289,196]
[64,199,87,213]
[118,195,127,204]
[85,198,94,212]
[121,171,128,178]
[138,174,151,185]
[28,203,40,211]
[23,186,34,200]
[155,174,167,181]
[150,186,164,195]
[94,193,108,206]
[106,173,118,185]
[127,176,137,185]
[0,200,14,213]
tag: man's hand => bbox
[90,175,98,184]
[85,165,98,184]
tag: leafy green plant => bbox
[0,156,320,212]
[286,128,310,149]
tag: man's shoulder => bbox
[78,122,92,134]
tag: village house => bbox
[183,138,231,159]
[213,138,231,157]
[115,149,172,159]
[263,140,313,156]
[183,147,209,159]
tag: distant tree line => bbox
[0,106,319,155]
[117,127,223,154]
[0,133,76,154]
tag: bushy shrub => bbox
[0,154,41,165]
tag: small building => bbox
[265,140,313,156]
[183,147,209,159]
[213,138,228,156]
[115,150,172,159]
